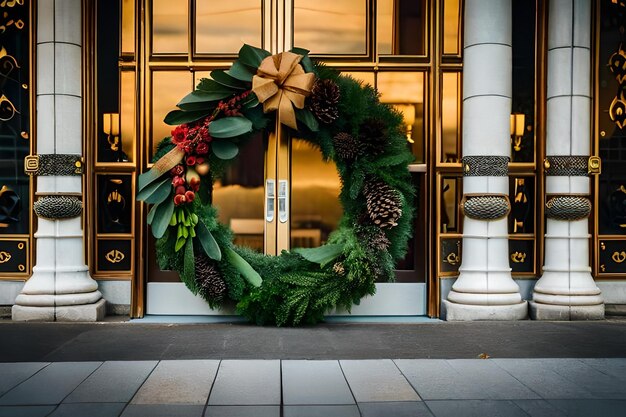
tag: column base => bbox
[443,300,528,321]
[12,298,106,322]
[529,301,604,321]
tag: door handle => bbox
[266,179,275,222]
[278,179,288,223]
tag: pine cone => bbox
[332,262,346,276]
[363,179,403,229]
[195,255,227,301]
[359,117,388,156]
[309,79,340,124]
[333,132,361,161]
[368,228,391,251]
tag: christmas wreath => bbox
[137,45,415,326]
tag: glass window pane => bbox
[121,0,135,55]
[342,72,375,87]
[213,134,266,252]
[291,139,341,248]
[441,72,460,163]
[377,72,424,163]
[152,0,188,54]
[377,0,426,55]
[195,1,262,54]
[151,71,193,157]
[442,0,461,55]
[98,175,133,234]
[440,176,460,233]
[509,177,534,234]
[294,0,367,55]
[119,71,135,162]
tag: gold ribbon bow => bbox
[252,51,316,130]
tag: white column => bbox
[530,0,604,320]
[12,0,105,321]
[443,0,527,320]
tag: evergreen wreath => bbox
[137,45,415,326]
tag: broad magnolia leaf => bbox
[210,70,247,90]
[238,44,271,69]
[151,197,175,239]
[183,238,195,286]
[294,244,343,268]
[147,202,159,224]
[196,78,237,95]
[136,177,172,205]
[209,116,253,138]
[178,90,231,110]
[164,109,210,126]
[211,140,239,160]
[290,47,314,73]
[225,247,262,288]
[296,108,319,132]
[227,61,254,82]
[197,220,222,261]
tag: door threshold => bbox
[131,315,439,324]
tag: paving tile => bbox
[548,399,626,417]
[359,401,434,417]
[493,359,593,399]
[205,405,280,417]
[48,403,126,417]
[425,400,529,417]
[0,362,101,405]
[396,359,538,400]
[0,406,56,417]
[526,359,626,399]
[121,404,204,417]
[513,400,568,417]
[0,363,49,396]
[208,360,280,405]
[130,360,218,405]
[339,360,420,402]
[579,358,626,383]
[64,361,157,403]
[282,360,354,405]
[283,405,360,417]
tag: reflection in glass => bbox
[377,0,426,55]
[441,72,459,163]
[151,71,192,157]
[213,133,266,252]
[441,177,459,233]
[294,0,367,55]
[195,1,262,54]
[377,72,424,162]
[152,0,188,54]
[509,177,534,234]
[119,71,135,162]
[98,175,133,234]
[291,139,342,248]
[442,0,461,55]
[121,0,135,54]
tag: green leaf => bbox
[164,109,210,126]
[150,197,175,239]
[211,140,239,160]
[243,105,269,130]
[136,177,171,204]
[293,244,343,268]
[209,116,253,138]
[225,247,262,288]
[137,169,165,193]
[290,47,314,73]
[196,220,222,261]
[238,44,271,69]
[210,70,247,90]
[147,202,159,224]
[196,78,237,95]
[183,238,195,283]
[227,61,254,82]
[296,108,319,132]
[175,236,186,252]
[178,90,231,110]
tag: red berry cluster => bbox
[216,91,251,117]
[171,116,213,158]
[170,164,200,206]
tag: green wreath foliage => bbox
[138,45,415,326]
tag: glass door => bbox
[108,0,435,316]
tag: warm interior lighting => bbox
[103,113,120,151]
[393,104,416,143]
[510,113,525,152]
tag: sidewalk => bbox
[1,358,626,416]
[1,320,625,416]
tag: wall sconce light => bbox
[510,113,525,152]
[393,104,416,143]
[103,113,120,151]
